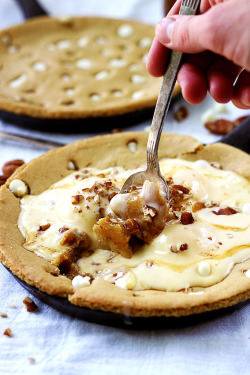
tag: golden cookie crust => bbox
[0,132,249,317]
[0,16,180,119]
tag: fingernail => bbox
[156,17,176,44]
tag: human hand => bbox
[147,0,250,109]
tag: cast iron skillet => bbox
[3,119,250,328]
[0,0,166,132]
[3,0,250,327]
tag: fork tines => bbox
[181,0,200,11]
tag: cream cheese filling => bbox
[18,159,250,292]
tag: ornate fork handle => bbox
[146,0,200,173]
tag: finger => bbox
[207,57,241,103]
[232,70,250,109]
[177,62,207,104]
[146,38,169,77]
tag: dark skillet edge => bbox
[218,117,250,154]
[3,266,249,330]
[13,0,47,18]
[0,108,155,133]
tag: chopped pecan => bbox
[192,202,205,212]
[233,115,249,126]
[180,212,194,225]
[28,358,36,364]
[205,119,235,135]
[213,207,237,215]
[38,223,51,231]
[3,328,12,337]
[180,243,188,251]
[124,218,140,233]
[2,159,24,178]
[23,297,38,312]
[173,105,189,122]
[0,175,7,186]
[170,245,178,253]
[71,194,83,205]
[172,185,190,194]
[58,226,69,233]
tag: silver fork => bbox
[120,0,201,200]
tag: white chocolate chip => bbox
[77,36,89,47]
[9,74,27,88]
[8,45,19,53]
[141,53,148,63]
[90,93,100,101]
[57,40,72,49]
[244,270,250,278]
[198,261,211,277]
[112,90,122,97]
[95,70,109,80]
[117,24,133,38]
[61,74,71,81]
[131,74,146,84]
[129,64,138,71]
[213,103,228,114]
[127,140,137,153]
[242,203,250,214]
[201,109,216,124]
[96,36,106,44]
[65,88,74,95]
[132,90,144,100]
[76,58,92,69]
[115,272,136,290]
[193,160,212,169]
[9,179,28,197]
[48,43,56,51]
[32,62,47,71]
[57,15,73,26]
[109,58,126,67]
[72,275,91,288]
[139,37,152,48]
[67,161,77,170]
[188,291,205,295]
[2,34,12,45]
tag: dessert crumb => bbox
[3,328,13,337]
[9,305,16,309]
[23,297,39,312]
[0,312,8,318]
[28,357,36,364]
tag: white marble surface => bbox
[0,1,250,375]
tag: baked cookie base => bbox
[6,266,248,329]
[0,132,250,318]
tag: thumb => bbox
[155,14,209,54]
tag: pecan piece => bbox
[180,212,194,225]
[180,243,188,251]
[204,119,235,135]
[2,159,24,178]
[0,175,6,186]
[213,207,237,215]
[23,297,38,312]
[233,115,249,126]
[173,106,189,122]
[38,223,51,231]
[124,218,140,233]
[172,185,190,194]
[3,328,13,337]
